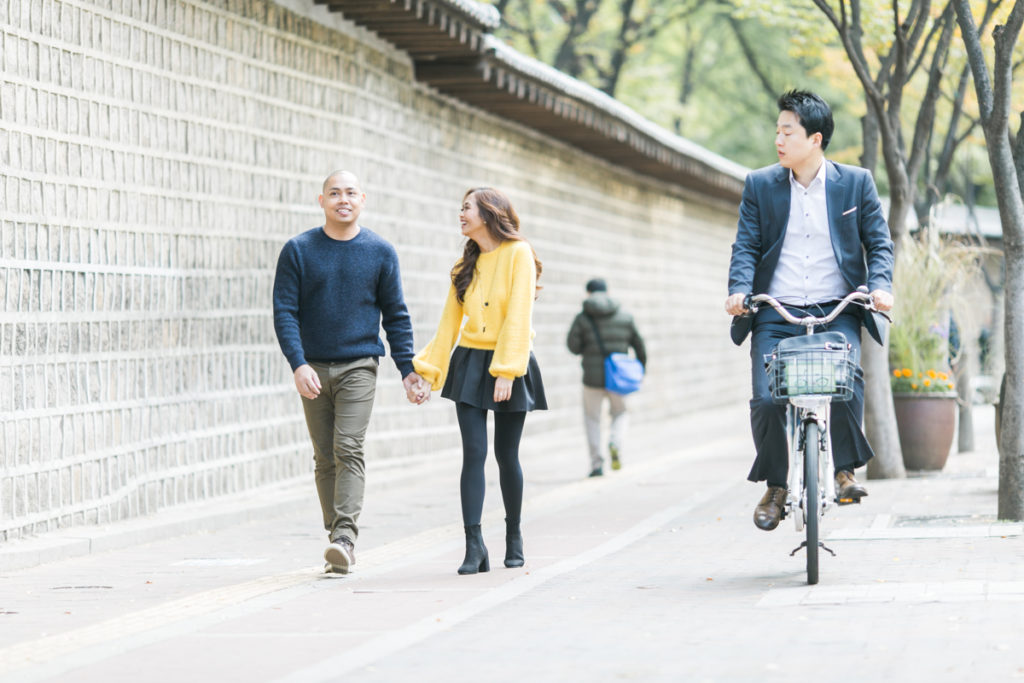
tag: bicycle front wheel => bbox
[803,421,820,585]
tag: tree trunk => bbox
[989,278,1006,397]
[998,240,1024,519]
[852,94,906,480]
[728,16,777,101]
[860,112,879,176]
[955,346,974,453]
[677,27,698,106]
[861,159,910,479]
[864,335,906,479]
[600,0,636,96]
[881,157,913,245]
[552,1,600,78]
[954,0,1024,519]
[997,372,1007,457]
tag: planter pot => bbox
[893,392,957,471]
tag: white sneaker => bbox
[324,537,355,572]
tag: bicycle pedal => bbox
[837,497,861,505]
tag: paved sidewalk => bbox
[0,403,1021,682]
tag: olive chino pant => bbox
[301,357,378,544]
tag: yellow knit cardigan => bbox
[413,240,537,390]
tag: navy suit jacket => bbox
[728,161,894,346]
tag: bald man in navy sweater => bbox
[273,170,426,574]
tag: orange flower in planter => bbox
[891,366,955,394]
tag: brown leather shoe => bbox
[835,470,868,503]
[753,486,787,531]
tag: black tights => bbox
[455,402,526,526]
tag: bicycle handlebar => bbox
[743,289,887,329]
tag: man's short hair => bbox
[586,278,607,293]
[777,90,834,151]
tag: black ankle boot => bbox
[457,524,490,575]
[504,518,524,568]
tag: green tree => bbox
[954,0,1024,520]
[491,0,862,168]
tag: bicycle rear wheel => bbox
[803,421,820,585]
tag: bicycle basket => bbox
[766,332,856,403]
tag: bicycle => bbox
[744,288,885,585]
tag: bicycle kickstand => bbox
[789,541,837,557]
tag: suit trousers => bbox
[746,310,874,485]
[302,357,378,543]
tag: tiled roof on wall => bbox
[315,0,497,57]
[313,0,747,202]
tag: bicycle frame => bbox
[786,395,836,532]
[747,289,878,583]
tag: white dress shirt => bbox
[767,161,848,305]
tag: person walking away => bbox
[412,187,546,575]
[566,278,647,477]
[724,91,894,531]
[273,170,427,574]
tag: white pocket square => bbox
[841,206,857,216]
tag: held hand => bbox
[493,376,513,403]
[294,364,321,400]
[725,292,749,316]
[870,289,894,312]
[403,372,430,405]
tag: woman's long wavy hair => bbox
[452,188,543,303]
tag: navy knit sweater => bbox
[273,227,415,377]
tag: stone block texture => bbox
[0,0,749,540]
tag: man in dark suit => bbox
[725,90,895,531]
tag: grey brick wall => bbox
[0,0,749,541]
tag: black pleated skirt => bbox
[441,346,547,412]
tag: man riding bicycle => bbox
[725,90,895,531]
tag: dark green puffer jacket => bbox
[566,293,647,389]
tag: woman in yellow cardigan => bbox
[412,187,546,575]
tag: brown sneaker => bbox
[753,486,787,531]
[324,536,355,572]
[835,470,868,503]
